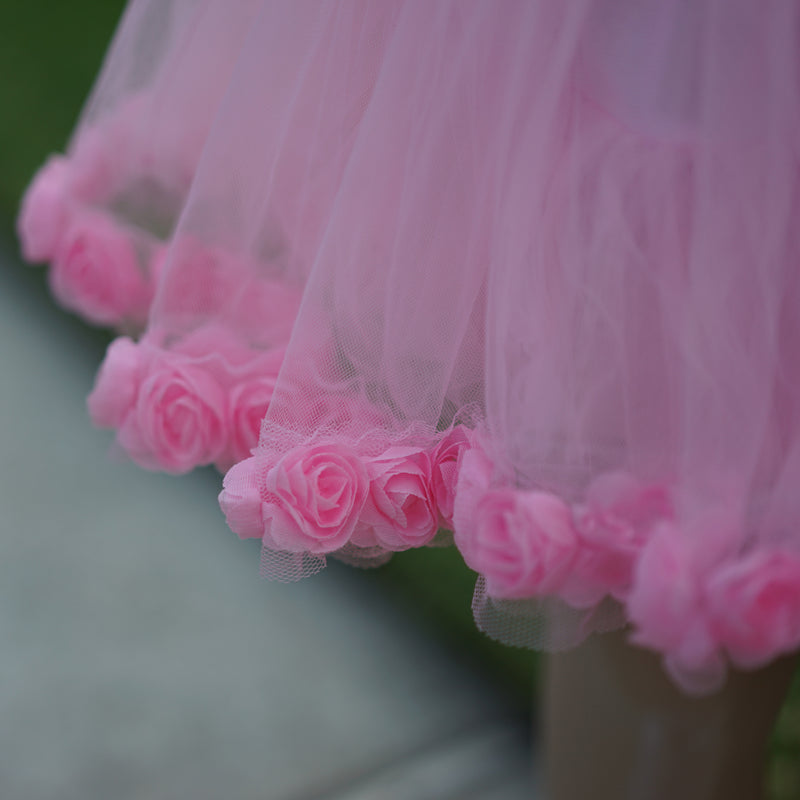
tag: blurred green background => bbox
[0,3,128,229]
[1,3,798,797]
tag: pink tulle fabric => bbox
[18,0,800,694]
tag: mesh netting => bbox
[18,0,800,693]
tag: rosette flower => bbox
[17,156,73,263]
[225,375,279,467]
[87,336,143,429]
[116,351,228,474]
[459,488,579,598]
[262,443,369,554]
[709,549,800,670]
[430,426,472,529]
[50,212,150,327]
[357,446,438,550]
[560,473,674,608]
[219,457,268,540]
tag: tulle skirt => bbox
[18,0,800,694]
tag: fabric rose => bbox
[50,212,150,327]
[708,550,800,670]
[18,156,73,263]
[87,336,143,429]
[459,488,578,599]
[627,524,725,695]
[219,457,267,540]
[430,426,472,530]
[262,443,369,554]
[357,446,438,550]
[452,439,495,547]
[174,330,285,470]
[224,375,279,466]
[117,352,228,474]
[560,473,673,608]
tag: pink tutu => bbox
[19,0,800,694]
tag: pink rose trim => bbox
[219,457,267,540]
[117,352,227,474]
[87,325,290,475]
[87,336,143,429]
[560,473,674,608]
[50,211,150,326]
[709,550,800,670]
[224,375,278,467]
[461,488,578,599]
[18,156,73,263]
[358,446,438,550]
[628,525,725,695]
[430,426,472,530]
[452,440,494,546]
[262,443,369,554]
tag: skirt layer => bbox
[18,0,800,693]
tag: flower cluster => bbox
[452,445,671,602]
[218,426,472,556]
[50,210,155,328]
[450,442,800,693]
[88,332,286,473]
[18,156,73,264]
[17,99,192,330]
[19,154,158,329]
[560,472,674,607]
[628,525,800,693]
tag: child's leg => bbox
[542,628,796,800]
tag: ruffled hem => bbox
[17,0,800,696]
[215,422,800,695]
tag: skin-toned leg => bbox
[542,628,796,800]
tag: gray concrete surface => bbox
[0,245,535,799]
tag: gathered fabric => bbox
[19,0,800,694]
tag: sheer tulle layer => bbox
[18,0,800,693]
